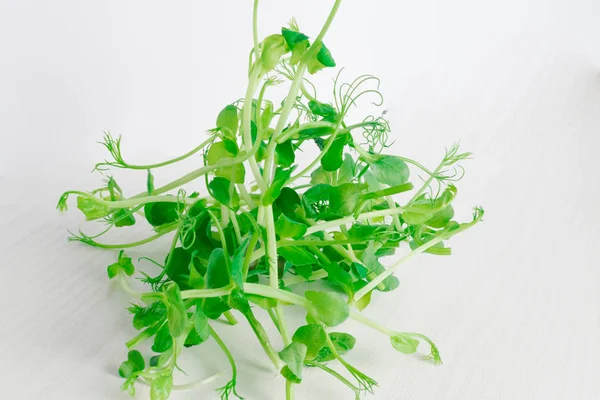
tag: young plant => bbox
[58,1,483,399]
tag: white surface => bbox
[1,0,600,399]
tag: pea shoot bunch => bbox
[58,1,483,399]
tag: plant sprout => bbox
[58,1,483,399]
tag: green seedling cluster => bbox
[58,1,483,399]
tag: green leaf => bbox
[316,332,356,362]
[262,167,293,206]
[307,43,336,75]
[362,242,400,292]
[206,141,246,183]
[353,280,372,311]
[323,263,355,298]
[261,34,289,71]
[329,183,367,217]
[203,297,231,320]
[163,282,187,338]
[275,214,307,239]
[302,184,332,219]
[278,342,308,382]
[230,238,250,289]
[337,154,356,184]
[317,44,336,67]
[76,196,109,220]
[114,208,136,227]
[150,375,173,400]
[390,334,419,354]
[291,40,310,65]
[216,104,239,135]
[426,205,455,229]
[292,324,327,360]
[369,155,410,186]
[261,101,273,129]
[107,250,135,279]
[245,294,276,310]
[276,140,296,167]
[302,183,367,220]
[118,350,145,378]
[281,27,310,65]
[165,247,192,289]
[281,28,309,49]
[274,187,304,221]
[278,246,316,266]
[131,302,166,330]
[149,351,171,368]
[310,167,331,185]
[206,248,231,289]
[144,201,182,227]
[305,290,350,327]
[308,101,336,118]
[321,135,347,172]
[152,324,173,353]
[295,264,314,280]
[193,305,211,340]
[188,255,207,289]
[208,177,240,210]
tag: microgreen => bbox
[58,1,483,399]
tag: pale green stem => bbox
[305,207,406,235]
[73,226,176,249]
[283,270,328,286]
[286,380,295,400]
[62,191,201,209]
[237,183,256,209]
[243,68,268,193]
[252,0,261,65]
[96,136,213,171]
[275,305,291,345]
[264,205,279,288]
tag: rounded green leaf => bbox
[305,290,349,327]
[152,324,173,353]
[144,201,182,227]
[216,104,239,135]
[278,342,307,382]
[292,324,327,360]
[369,155,410,186]
[390,334,419,354]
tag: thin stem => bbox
[283,270,328,286]
[181,285,234,299]
[252,0,261,65]
[305,207,406,235]
[224,311,239,325]
[97,137,213,171]
[286,380,295,400]
[70,227,176,249]
[349,309,395,336]
[237,183,256,209]
[275,305,291,345]
[275,121,335,143]
[307,361,360,397]
[243,66,268,193]
[62,191,200,210]
[244,309,284,369]
[264,205,279,288]
[209,326,239,381]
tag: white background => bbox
[1,0,599,399]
